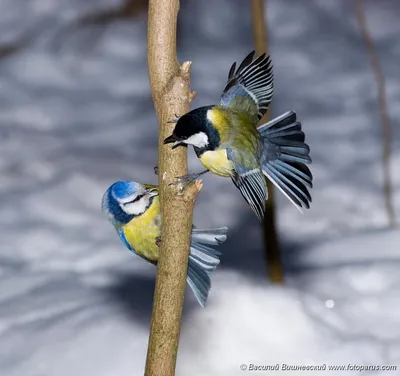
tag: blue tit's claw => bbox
[154,165,158,176]
[155,236,161,247]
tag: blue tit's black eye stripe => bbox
[124,194,144,205]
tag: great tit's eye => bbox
[124,194,144,205]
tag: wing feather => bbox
[232,169,267,221]
[220,51,274,121]
[227,148,267,221]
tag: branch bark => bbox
[251,0,284,283]
[355,0,396,227]
[145,0,200,375]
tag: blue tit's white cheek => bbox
[121,196,149,216]
[185,132,209,148]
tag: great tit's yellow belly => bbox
[199,149,233,177]
[121,197,161,263]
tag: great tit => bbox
[164,51,312,220]
[101,180,228,307]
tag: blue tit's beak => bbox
[164,134,184,149]
[146,187,158,197]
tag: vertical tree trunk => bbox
[355,0,396,227]
[251,0,284,283]
[145,1,200,375]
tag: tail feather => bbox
[187,264,209,306]
[190,227,227,245]
[259,111,312,211]
[263,165,311,209]
[273,160,312,187]
[189,241,221,272]
[187,227,228,307]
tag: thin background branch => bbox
[355,0,396,227]
[251,0,284,283]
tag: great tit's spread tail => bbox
[219,50,273,121]
[258,111,312,211]
[187,227,228,307]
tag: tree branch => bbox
[144,0,200,375]
[251,0,284,283]
[355,0,396,227]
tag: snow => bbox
[1,0,400,375]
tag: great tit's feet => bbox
[155,236,161,247]
[154,165,158,176]
[169,170,209,190]
[169,173,198,190]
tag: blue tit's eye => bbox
[124,194,144,205]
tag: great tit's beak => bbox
[164,134,183,149]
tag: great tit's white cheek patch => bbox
[122,197,149,216]
[185,132,209,148]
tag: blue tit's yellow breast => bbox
[200,149,233,177]
[121,197,161,262]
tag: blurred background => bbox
[1,0,400,375]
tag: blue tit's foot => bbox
[169,170,209,190]
[167,114,180,124]
[154,165,158,175]
[155,236,161,247]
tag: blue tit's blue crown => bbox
[102,181,143,226]
[110,180,141,200]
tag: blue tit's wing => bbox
[118,227,138,255]
[227,148,267,221]
[118,227,157,265]
[219,51,273,121]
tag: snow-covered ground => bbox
[1,0,400,375]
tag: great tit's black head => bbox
[164,106,212,149]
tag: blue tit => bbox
[164,51,312,220]
[101,180,228,307]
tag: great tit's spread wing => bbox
[259,111,312,210]
[227,148,267,221]
[219,51,273,122]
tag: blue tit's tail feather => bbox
[190,227,227,245]
[258,111,313,211]
[186,227,228,307]
[221,51,273,120]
